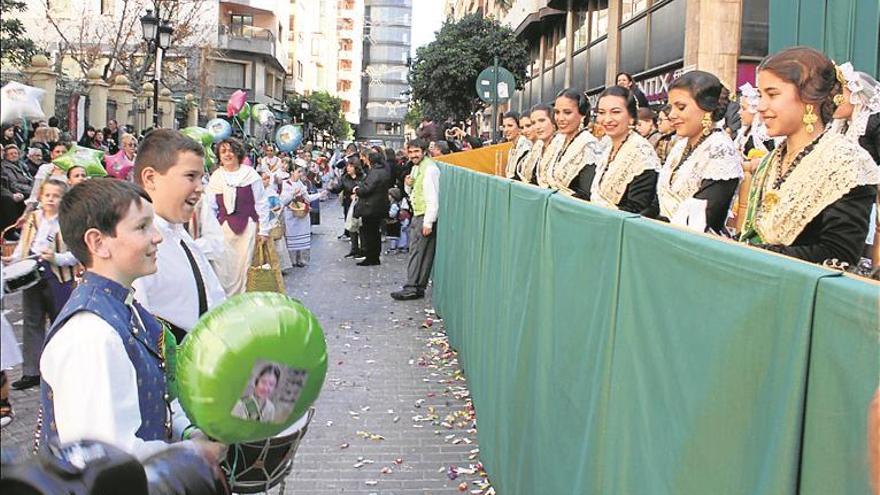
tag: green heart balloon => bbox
[237,102,251,122]
[52,144,107,177]
[203,147,217,172]
[176,292,328,444]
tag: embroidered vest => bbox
[38,272,169,451]
[216,185,258,235]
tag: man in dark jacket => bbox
[1,145,33,231]
[353,150,392,266]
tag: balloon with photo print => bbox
[176,292,328,444]
[52,144,107,177]
[206,118,233,143]
[275,125,303,152]
[226,89,248,117]
[0,81,46,124]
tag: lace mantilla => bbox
[549,130,608,193]
[517,139,545,184]
[505,136,532,179]
[590,133,660,208]
[536,133,566,188]
[658,132,743,219]
[755,131,880,244]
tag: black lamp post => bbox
[140,5,173,128]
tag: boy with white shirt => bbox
[41,178,224,464]
[132,129,226,342]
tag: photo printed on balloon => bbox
[231,359,308,424]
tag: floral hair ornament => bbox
[738,82,760,114]
[832,62,880,140]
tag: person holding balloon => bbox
[104,133,138,181]
[40,178,226,465]
[206,137,271,295]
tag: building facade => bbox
[358,0,412,148]
[214,0,290,109]
[450,0,769,112]
[287,0,364,125]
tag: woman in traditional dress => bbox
[740,47,880,265]
[504,111,532,179]
[545,89,607,196]
[590,86,659,212]
[734,83,776,167]
[206,138,271,295]
[516,104,557,184]
[653,105,678,164]
[281,166,323,267]
[644,71,743,233]
[831,63,880,263]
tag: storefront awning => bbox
[514,7,566,38]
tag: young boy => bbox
[41,178,223,463]
[132,129,227,342]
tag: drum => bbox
[3,259,40,294]
[223,408,314,494]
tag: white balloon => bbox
[0,81,46,124]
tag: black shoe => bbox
[344,252,358,258]
[357,260,380,266]
[11,375,40,390]
[338,233,350,240]
[390,289,424,300]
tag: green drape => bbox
[432,163,880,495]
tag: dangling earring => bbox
[833,93,845,107]
[802,104,818,133]
[701,113,712,136]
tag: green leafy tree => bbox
[287,90,352,141]
[404,101,424,130]
[0,0,43,67]
[408,13,528,123]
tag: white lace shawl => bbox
[658,131,743,220]
[505,136,532,179]
[755,131,880,244]
[548,130,608,192]
[517,139,545,184]
[536,133,566,188]
[590,132,660,208]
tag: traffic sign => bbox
[476,65,516,105]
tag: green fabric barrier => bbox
[528,194,637,494]
[606,218,834,494]
[433,165,878,494]
[800,276,880,495]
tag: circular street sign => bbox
[476,65,517,104]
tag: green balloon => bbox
[203,147,216,171]
[176,292,328,444]
[52,144,107,177]
[181,126,214,148]
[237,102,251,122]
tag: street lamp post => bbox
[140,4,173,129]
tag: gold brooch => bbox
[763,191,780,210]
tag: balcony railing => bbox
[218,24,277,58]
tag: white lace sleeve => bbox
[700,133,743,181]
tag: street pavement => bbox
[1,201,493,495]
